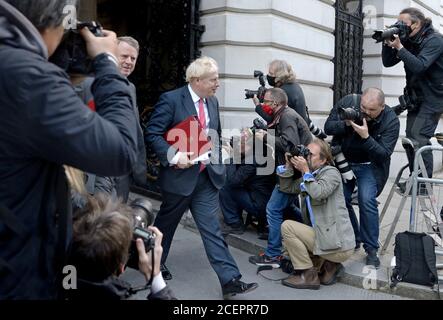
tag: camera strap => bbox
[256,265,290,281]
[352,94,359,108]
[127,249,156,295]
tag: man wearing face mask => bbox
[382,7,443,179]
[324,88,400,268]
[249,88,312,268]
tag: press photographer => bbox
[249,88,313,268]
[219,129,275,238]
[381,7,443,178]
[247,60,327,139]
[67,195,176,300]
[324,88,400,268]
[0,0,139,299]
[278,139,355,290]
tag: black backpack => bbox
[391,231,439,290]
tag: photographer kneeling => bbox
[249,88,312,267]
[279,139,355,290]
[324,88,400,268]
[382,7,443,179]
[67,195,176,300]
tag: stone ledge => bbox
[130,191,441,300]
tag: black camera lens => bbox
[290,145,311,159]
[338,107,363,122]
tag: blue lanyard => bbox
[301,170,320,227]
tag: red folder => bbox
[164,116,212,161]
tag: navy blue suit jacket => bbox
[146,86,226,196]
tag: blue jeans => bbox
[265,186,301,258]
[219,185,262,226]
[343,163,379,252]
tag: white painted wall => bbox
[200,0,335,131]
[201,0,443,177]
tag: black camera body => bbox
[372,20,410,43]
[50,21,104,75]
[338,106,364,124]
[289,144,311,159]
[394,87,420,115]
[245,70,267,102]
[251,118,268,132]
[126,198,156,270]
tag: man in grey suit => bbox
[146,57,258,299]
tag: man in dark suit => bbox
[146,57,258,299]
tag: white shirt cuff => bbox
[150,273,167,294]
[170,151,182,166]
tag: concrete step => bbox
[129,191,442,300]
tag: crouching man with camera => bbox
[324,88,400,268]
[279,139,355,290]
[67,195,176,300]
[249,88,312,267]
[382,7,443,178]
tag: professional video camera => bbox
[245,70,268,103]
[338,105,364,124]
[330,145,355,182]
[372,20,411,43]
[50,21,104,75]
[126,198,156,270]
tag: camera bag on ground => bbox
[390,231,439,294]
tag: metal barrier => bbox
[380,144,443,254]
[410,145,443,235]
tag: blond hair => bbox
[64,166,86,195]
[269,60,296,85]
[186,56,218,83]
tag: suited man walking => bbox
[146,57,258,299]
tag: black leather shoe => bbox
[222,279,258,299]
[161,264,172,281]
[365,250,380,269]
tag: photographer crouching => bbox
[279,139,355,290]
[248,88,312,267]
[324,88,400,268]
[67,195,176,300]
[380,7,443,179]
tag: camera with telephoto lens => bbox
[309,122,328,140]
[372,20,411,43]
[49,21,104,75]
[338,105,364,124]
[126,198,156,270]
[330,145,355,182]
[245,70,268,103]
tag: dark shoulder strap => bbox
[0,204,27,236]
[54,168,73,299]
[397,232,413,279]
[421,235,438,283]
